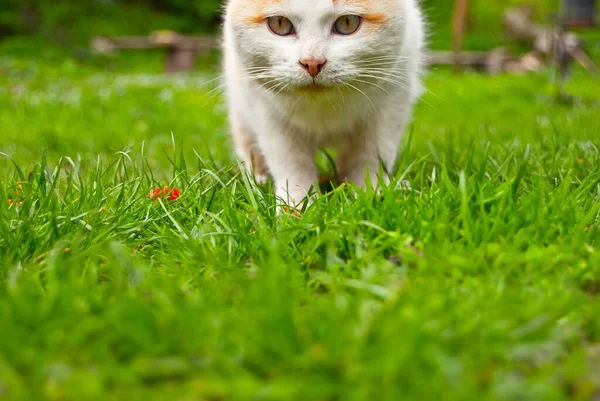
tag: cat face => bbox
[226,0,405,93]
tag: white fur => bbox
[223,0,425,207]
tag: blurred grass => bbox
[1,48,600,400]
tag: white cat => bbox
[223,0,425,208]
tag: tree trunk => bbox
[452,0,469,71]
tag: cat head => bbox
[225,0,406,93]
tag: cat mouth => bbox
[296,81,330,93]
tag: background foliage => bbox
[0,0,567,50]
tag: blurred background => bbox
[0,0,598,169]
[1,0,598,53]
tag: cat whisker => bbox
[359,55,412,61]
[201,74,226,86]
[360,68,411,79]
[359,74,412,89]
[351,78,392,97]
[357,74,411,92]
[324,92,341,112]
[204,73,283,103]
[359,73,436,108]
[342,82,377,114]
[358,62,413,70]
[256,77,293,96]
[288,93,306,111]
[361,68,442,103]
[359,71,415,87]
[243,66,273,72]
[340,70,436,109]
[273,82,291,97]
[205,84,227,101]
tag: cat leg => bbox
[338,100,414,189]
[337,123,393,189]
[230,114,269,184]
[256,125,318,208]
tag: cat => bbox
[223,0,425,208]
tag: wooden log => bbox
[91,33,219,74]
[520,51,545,71]
[91,37,117,54]
[92,34,218,53]
[426,51,490,67]
[503,7,598,75]
[503,7,540,41]
[569,47,599,75]
[427,49,545,75]
[92,36,159,52]
[485,47,513,74]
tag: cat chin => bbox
[294,84,331,94]
[267,83,333,98]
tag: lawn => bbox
[1,33,600,401]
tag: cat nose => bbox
[299,58,327,78]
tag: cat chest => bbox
[271,93,377,139]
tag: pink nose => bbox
[299,59,327,78]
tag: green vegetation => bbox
[1,2,600,400]
[0,0,221,39]
[0,0,571,50]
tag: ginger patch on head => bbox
[230,0,396,25]
[362,13,389,24]
[229,0,284,24]
[334,0,396,24]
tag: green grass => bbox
[1,38,600,400]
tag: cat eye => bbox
[268,16,295,36]
[333,15,362,35]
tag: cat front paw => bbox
[275,184,315,210]
[254,174,269,185]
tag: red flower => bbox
[148,186,180,202]
[283,206,302,217]
[7,180,23,206]
[149,188,162,199]
[168,188,180,201]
